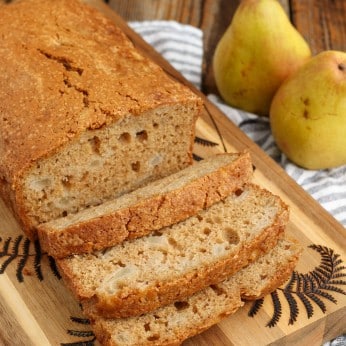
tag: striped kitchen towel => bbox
[130,20,346,230]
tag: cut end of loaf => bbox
[19,102,200,235]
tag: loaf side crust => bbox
[38,152,253,257]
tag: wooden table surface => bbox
[105,0,346,96]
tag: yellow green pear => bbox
[213,0,311,116]
[270,51,346,170]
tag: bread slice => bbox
[89,237,302,346]
[0,0,202,239]
[57,183,289,319]
[38,152,253,258]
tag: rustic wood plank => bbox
[291,0,346,54]
[106,0,203,25]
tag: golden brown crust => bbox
[38,152,253,258]
[58,197,288,318]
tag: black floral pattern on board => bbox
[194,136,219,148]
[193,153,203,162]
[0,236,61,282]
[60,317,95,346]
[248,245,346,327]
[192,136,220,162]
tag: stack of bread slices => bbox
[38,151,302,345]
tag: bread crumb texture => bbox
[90,238,301,346]
[57,183,289,318]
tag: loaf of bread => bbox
[38,152,253,258]
[0,0,202,239]
[89,237,302,346]
[57,183,289,318]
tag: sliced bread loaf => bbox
[38,152,253,258]
[89,237,302,346]
[57,183,289,319]
[0,0,202,239]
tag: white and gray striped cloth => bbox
[129,21,346,346]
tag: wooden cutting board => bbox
[0,1,345,345]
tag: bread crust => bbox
[38,152,253,257]
[58,190,289,318]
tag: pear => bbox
[213,0,311,116]
[270,51,346,170]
